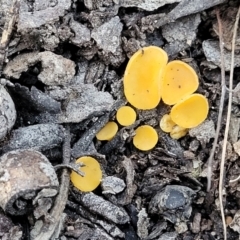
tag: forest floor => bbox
[0,0,240,239]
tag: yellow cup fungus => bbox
[96,121,118,141]
[170,94,209,128]
[160,114,188,139]
[161,60,199,105]
[133,125,158,151]
[70,156,102,192]
[170,125,188,140]
[123,46,168,110]
[116,106,137,126]
[105,45,210,144]
[159,114,176,133]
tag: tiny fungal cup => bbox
[170,94,209,128]
[161,60,199,105]
[124,46,168,110]
[96,121,118,141]
[159,114,176,133]
[133,125,158,151]
[70,156,102,192]
[170,125,188,140]
[116,106,136,126]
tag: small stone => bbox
[149,185,195,223]
[233,141,240,156]
[101,176,125,195]
[189,120,215,145]
[191,213,201,233]
[137,208,150,239]
[58,84,114,123]
[183,151,195,159]
[229,117,240,143]
[230,210,240,233]
[162,14,201,55]
[203,40,240,71]
[189,139,200,152]
[226,216,233,226]
[38,52,76,86]
[70,19,91,47]
[18,0,72,30]
[175,221,188,234]
[4,51,76,86]
[67,226,74,232]
[91,16,123,54]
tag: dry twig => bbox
[218,6,240,240]
[207,9,226,192]
[34,125,72,240]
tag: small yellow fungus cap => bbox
[70,156,102,192]
[161,60,199,105]
[133,125,158,151]
[170,94,209,128]
[170,125,188,140]
[160,114,176,133]
[116,106,136,126]
[124,46,168,110]
[96,121,118,141]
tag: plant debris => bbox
[1,0,240,239]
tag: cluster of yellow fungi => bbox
[96,46,209,147]
[71,45,209,192]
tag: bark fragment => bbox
[2,124,64,153]
[76,192,130,224]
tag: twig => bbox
[0,0,20,75]
[54,162,85,176]
[207,10,227,192]
[33,125,72,240]
[218,6,240,240]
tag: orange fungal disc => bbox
[161,60,199,105]
[96,121,118,141]
[70,156,102,192]
[133,125,158,151]
[116,106,136,126]
[124,46,168,110]
[170,94,209,128]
